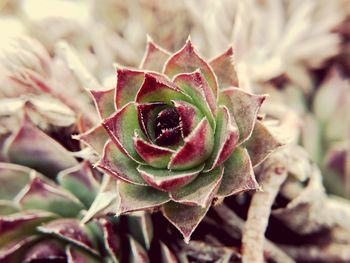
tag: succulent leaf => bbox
[90,88,116,119]
[140,38,171,72]
[74,124,109,155]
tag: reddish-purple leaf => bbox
[140,38,171,72]
[171,166,224,207]
[205,106,239,171]
[133,133,174,168]
[5,116,78,177]
[163,38,218,96]
[90,88,115,119]
[18,176,84,217]
[162,202,210,243]
[173,71,216,127]
[219,88,266,144]
[103,102,144,163]
[38,219,98,256]
[168,118,214,170]
[160,242,178,263]
[128,235,150,263]
[136,73,190,105]
[209,47,238,89]
[98,140,146,185]
[23,240,66,263]
[117,182,170,215]
[217,147,260,197]
[243,121,281,167]
[137,164,204,192]
[101,219,120,262]
[0,236,37,263]
[115,68,144,109]
[172,100,203,137]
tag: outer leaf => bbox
[101,219,120,262]
[117,182,170,215]
[38,219,98,256]
[5,116,78,177]
[168,118,214,170]
[162,202,210,243]
[243,121,281,167]
[164,38,218,96]
[74,124,109,155]
[103,102,144,163]
[171,166,224,207]
[140,38,171,72]
[0,211,54,247]
[160,242,178,263]
[23,240,66,263]
[18,177,84,217]
[0,201,19,215]
[115,68,144,109]
[218,88,265,144]
[58,161,99,207]
[90,88,115,119]
[172,100,203,137]
[127,213,153,250]
[137,164,204,192]
[173,71,216,127]
[0,163,31,200]
[205,106,239,172]
[98,141,146,185]
[0,236,37,263]
[136,73,190,105]
[66,245,100,263]
[217,147,260,197]
[133,133,174,168]
[209,47,238,89]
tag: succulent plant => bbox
[77,38,280,242]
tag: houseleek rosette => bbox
[78,38,280,241]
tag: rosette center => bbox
[154,108,181,147]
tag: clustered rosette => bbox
[78,38,280,241]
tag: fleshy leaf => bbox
[66,245,100,263]
[74,124,109,155]
[243,121,281,167]
[171,166,224,207]
[98,140,146,185]
[209,47,238,89]
[103,102,144,163]
[136,73,190,105]
[140,38,171,72]
[115,68,144,109]
[217,147,260,197]
[128,235,150,263]
[0,200,19,215]
[218,88,265,144]
[137,164,204,192]
[58,161,99,207]
[160,242,178,263]
[117,182,170,215]
[133,132,174,169]
[90,88,115,119]
[5,116,78,178]
[18,176,84,217]
[38,219,98,256]
[168,118,214,170]
[23,240,66,263]
[137,102,167,140]
[0,163,31,200]
[162,202,210,243]
[0,211,54,247]
[0,236,37,263]
[164,39,218,96]
[205,106,239,171]
[101,219,120,262]
[173,71,216,127]
[172,100,203,137]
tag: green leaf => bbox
[90,88,116,119]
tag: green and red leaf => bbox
[168,118,214,170]
[140,38,171,72]
[164,39,218,96]
[137,164,204,192]
[115,68,144,109]
[217,147,260,197]
[90,88,115,119]
[117,182,170,215]
[74,124,109,155]
[218,88,266,144]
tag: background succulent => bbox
[78,38,280,241]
